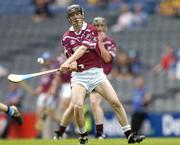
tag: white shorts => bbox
[71,67,107,93]
[59,83,71,99]
[36,93,56,109]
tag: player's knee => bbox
[90,98,97,106]
[73,103,83,111]
[110,99,121,109]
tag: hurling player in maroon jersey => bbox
[31,52,59,137]
[53,17,116,139]
[48,53,72,119]
[54,4,145,144]
[88,17,116,139]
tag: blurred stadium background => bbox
[0,0,180,140]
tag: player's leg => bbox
[35,106,46,136]
[60,102,75,130]
[54,83,73,139]
[71,84,88,144]
[35,94,47,137]
[89,93,105,139]
[0,102,23,125]
[54,102,74,139]
[58,83,71,117]
[0,102,9,112]
[94,79,145,143]
[41,96,59,138]
[59,97,71,113]
[0,102,22,138]
[45,95,61,123]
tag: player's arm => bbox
[60,45,87,72]
[0,102,8,112]
[98,32,112,63]
[31,85,43,96]
[67,45,87,63]
[48,73,60,96]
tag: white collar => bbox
[69,22,87,33]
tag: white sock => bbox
[122,125,131,133]
[79,126,87,134]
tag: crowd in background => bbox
[110,45,180,81]
[158,0,180,18]
[31,0,180,22]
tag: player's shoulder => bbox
[86,23,97,32]
[62,30,70,38]
[86,23,98,36]
[61,30,71,43]
[87,23,96,29]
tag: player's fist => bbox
[60,61,70,72]
[69,61,78,71]
[98,32,106,42]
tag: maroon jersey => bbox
[61,22,102,72]
[39,68,54,93]
[56,54,71,83]
[102,36,116,75]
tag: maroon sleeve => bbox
[61,33,73,58]
[108,38,117,58]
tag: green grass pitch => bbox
[0,138,179,145]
